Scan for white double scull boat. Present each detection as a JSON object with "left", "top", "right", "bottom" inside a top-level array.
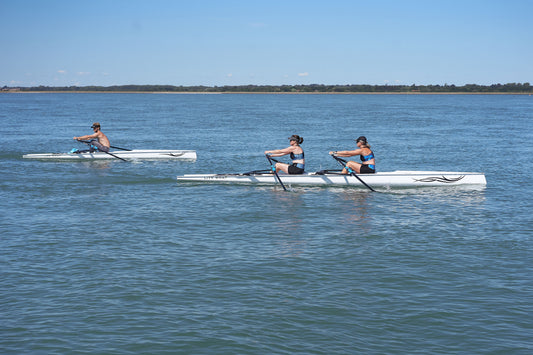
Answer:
[
  {"left": 23, "top": 149, "right": 197, "bottom": 161},
  {"left": 176, "top": 170, "right": 486, "bottom": 189}
]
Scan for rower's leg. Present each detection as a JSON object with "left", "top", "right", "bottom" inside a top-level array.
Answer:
[
  {"left": 276, "top": 162, "right": 290, "bottom": 174},
  {"left": 346, "top": 161, "right": 362, "bottom": 173}
]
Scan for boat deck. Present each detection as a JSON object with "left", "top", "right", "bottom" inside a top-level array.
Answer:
[
  {"left": 177, "top": 171, "right": 486, "bottom": 189},
  {"left": 23, "top": 150, "right": 197, "bottom": 161}
]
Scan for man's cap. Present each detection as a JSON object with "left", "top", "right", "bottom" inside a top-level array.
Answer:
[{"left": 91, "top": 122, "right": 100, "bottom": 128}]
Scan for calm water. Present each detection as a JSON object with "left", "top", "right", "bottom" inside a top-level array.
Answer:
[{"left": 1, "top": 93, "right": 532, "bottom": 354}]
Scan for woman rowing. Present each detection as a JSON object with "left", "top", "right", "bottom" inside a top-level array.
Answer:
[
  {"left": 265, "top": 135, "right": 305, "bottom": 174},
  {"left": 329, "top": 136, "right": 376, "bottom": 174}
]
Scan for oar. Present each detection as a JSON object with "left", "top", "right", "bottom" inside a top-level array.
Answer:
[
  {"left": 110, "top": 145, "right": 132, "bottom": 151},
  {"left": 78, "top": 140, "right": 127, "bottom": 162},
  {"left": 80, "top": 140, "right": 130, "bottom": 152},
  {"left": 332, "top": 155, "right": 375, "bottom": 192},
  {"left": 265, "top": 154, "right": 287, "bottom": 191},
  {"left": 103, "top": 151, "right": 127, "bottom": 161}
]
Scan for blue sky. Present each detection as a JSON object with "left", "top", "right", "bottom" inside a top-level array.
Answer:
[{"left": 1, "top": 0, "right": 532, "bottom": 87}]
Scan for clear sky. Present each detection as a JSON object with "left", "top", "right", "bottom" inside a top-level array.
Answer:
[{"left": 1, "top": 0, "right": 532, "bottom": 87}]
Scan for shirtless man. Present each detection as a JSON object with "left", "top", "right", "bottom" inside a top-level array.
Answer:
[{"left": 73, "top": 122, "right": 110, "bottom": 152}]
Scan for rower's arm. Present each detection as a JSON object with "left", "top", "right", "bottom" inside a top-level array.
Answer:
[
  {"left": 330, "top": 149, "right": 360, "bottom": 157},
  {"left": 265, "top": 146, "right": 293, "bottom": 157},
  {"left": 73, "top": 133, "right": 97, "bottom": 140}
]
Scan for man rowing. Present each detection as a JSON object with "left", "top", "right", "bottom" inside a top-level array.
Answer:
[
  {"left": 329, "top": 136, "right": 376, "bottom": 174},
  {"left": 73, "top": 122, "right": 110, "bottom": 153}
]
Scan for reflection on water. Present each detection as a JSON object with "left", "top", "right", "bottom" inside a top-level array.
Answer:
[
  {"left": 265, "top": 187, "right": 376, "bottom": 256},
  {"left": 81, "top": 161, "right": 112, "bottom": 170},
  {"left": 338, "top": 190, "right": 372, "bottom": 226},
  {"left": 384, "top": 187, "right": 487, "bottom": 207},
  {"left": 325, "top": 188, "right": 374, "bottom": 236},
  {"left": 268, "top": 189, "right": 307, "bottom": 258}
]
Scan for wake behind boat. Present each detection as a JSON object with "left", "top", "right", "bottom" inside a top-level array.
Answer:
[
  {"left": 176, "top": 170, "right": 486, "bottom": 189},
  {"left": 23, "top": 149, "right": 197, "bottom": 161}
]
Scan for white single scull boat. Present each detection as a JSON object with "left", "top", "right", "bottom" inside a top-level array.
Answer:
[
  {"left": 176, "top": 170, "right": 486, "bottom": 189},
  {"left": 23, "top": 149, "right": 197, "bottom": 161}
]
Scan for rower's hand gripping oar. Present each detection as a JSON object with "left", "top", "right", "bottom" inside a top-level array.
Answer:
[
  {"left": 265, "top": 154, "right": 287, "bottom": 191},
  {"left": 331, "top": 154, "right": 376, "bottom": 192},
  {"left": 78, "top": 139, "right": 127, "bottom": 162}
]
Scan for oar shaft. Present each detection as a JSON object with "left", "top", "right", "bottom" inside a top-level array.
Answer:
[
  {"left": 79, "top": 140, "right": 131, "bottom": 151},
  {"left": 110, "top": 145, "right": 132, "bottom": 151},
  {"left": 104, "top": 151, "right": 127, "bottom": 161},
  {"left": 332, "top": 155, "right": 375, "bottom": 192},
  {"left": 78, "top": 139, "right": 127, "bottom": 161},
  {"left": 266, "top": 155, "right": 287, "bottom": 191}
]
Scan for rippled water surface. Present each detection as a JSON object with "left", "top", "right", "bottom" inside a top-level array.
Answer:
[{"left": 1, "top": 93, "right": 532, "bottom": 354}]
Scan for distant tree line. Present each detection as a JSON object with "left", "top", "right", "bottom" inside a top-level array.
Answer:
[{"left": 3, "top": 82, "right": 532, "bottom": 93}]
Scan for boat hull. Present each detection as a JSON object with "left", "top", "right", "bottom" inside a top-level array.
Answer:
[
  {"left": 23, "top": 150, "right": 197, "bottom": 161},
  {"left": 177, "top": 171, "right": 486, "bottom": 189}
]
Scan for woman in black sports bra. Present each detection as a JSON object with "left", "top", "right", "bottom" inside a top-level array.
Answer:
[
  {"left": 329, "top": 136, "right": 376, "bottom": 174},
  {"left": 265, "top": 135, "right": 305, "bottom": 174}
]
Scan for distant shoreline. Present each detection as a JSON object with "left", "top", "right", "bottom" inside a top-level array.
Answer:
[
  {"left": 2, "top": 91, "right": 532, "bottom": 95},
  {"left": 2, "top": 83, "right": 531, "bottom": 94}
]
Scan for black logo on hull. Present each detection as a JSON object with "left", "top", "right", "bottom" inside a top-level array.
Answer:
[{"left": 413, "top": 176, "right": 465, "bottom": 183}]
